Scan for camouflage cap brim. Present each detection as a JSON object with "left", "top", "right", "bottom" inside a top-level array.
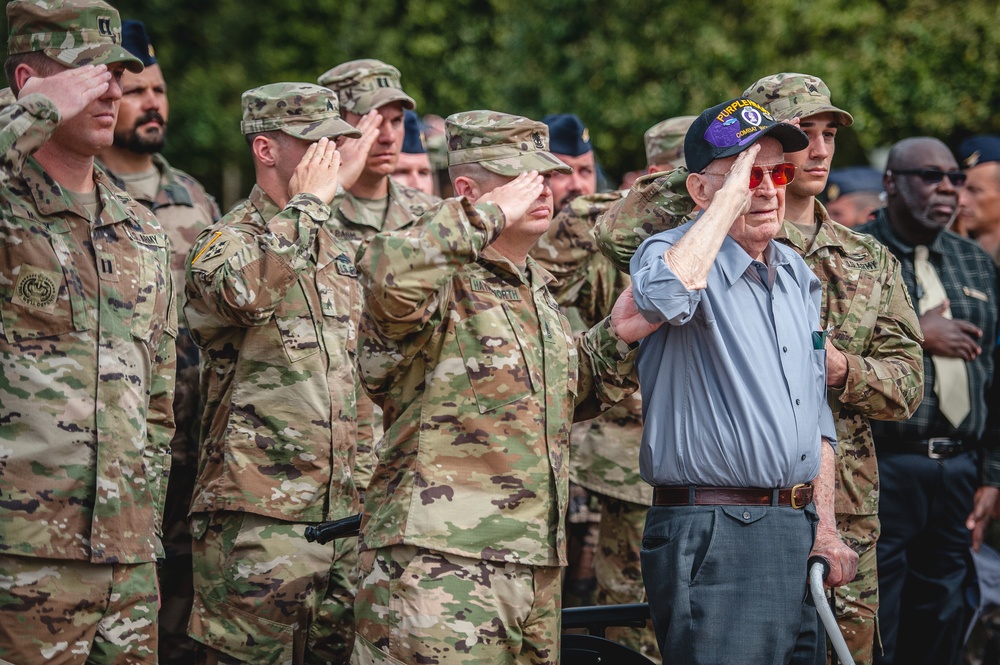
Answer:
[
  {"left": 478, "top": 150, "right": 572, "bottom": 176},
  {"left": 349, "top": 88, "right": 415, "bottom": 115},
  {"left": 278, "top": 116, "right": 362, "bottom": 141},
  {"left": 43, "top": 44, "right": 143, "bottom": 73},
  {"left": 787, "top": 100, "right": 854, "bottom": 127}
]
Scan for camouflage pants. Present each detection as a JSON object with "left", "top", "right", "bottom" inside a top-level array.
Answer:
[
  {"left": 189, "top": 511, "right": 357, "bottom": 665},
  {"left": 0, "top": 555, "right": 158, "bottom": 664},
  {"left": 353, "top": 545, "right": 561, "bottom": 664},
  {"left": 593, "top": 495, "right": 660, "bottom": 664},
  {"left": 830, "top": 513, "right": 879, "bottom": 665}
]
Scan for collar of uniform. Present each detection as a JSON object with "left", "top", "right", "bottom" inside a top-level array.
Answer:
[
  {"left": 339, "top": 178, "right": 406, "bottom": 227},
  {"left": 152, "top": 154, "right": 194, "bottom": 208},
  {"left": 478, "top": 244, "right": 555, "bottom": 289},
  {"left": 247, "top": 183, "right": 280, "bottom": 221},
  {"left": 778, "top": 200, "right": 841, "bottom": 257},
  {"left": 23, "top": 157, "right": 135, "bottom": 228}
]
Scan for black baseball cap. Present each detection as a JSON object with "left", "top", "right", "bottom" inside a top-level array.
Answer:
[{"left": 685, "top": 97, "right": 808, "bottom": 174}]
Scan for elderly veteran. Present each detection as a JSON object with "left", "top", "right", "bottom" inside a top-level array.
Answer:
[
  {"left": 630, "top": 98, "right": 858, "bottom": 664},
  {"left": 184, "top": 83, "right": 366, "bottom": 665},
  {"left": 353, "top": 110, "right": 659, "bottom": 665}
]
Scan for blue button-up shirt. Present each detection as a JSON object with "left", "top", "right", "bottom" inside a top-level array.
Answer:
[{"left": 630, "top": 219, "right": 837, "bottom": 488}]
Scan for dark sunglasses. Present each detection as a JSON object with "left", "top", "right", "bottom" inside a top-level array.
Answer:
[
  {"left": 702, "top": 162, "right": 797, "bottom": 189},
  {"left": 890, "top": 169, "right": 967, "bottom": 186}
]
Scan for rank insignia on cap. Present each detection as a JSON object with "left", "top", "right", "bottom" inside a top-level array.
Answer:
[
  {"left": 532, "top": 132, "right": 544, "bottom": 149},
  {"left": 581, "top": 127, "right": 590, "bottom": 143},
  {"left": 826, "top": 183, "right": 840, "bottom": 201},
  {"left": 966, "top": 151, "right": 981, "bottom": 168}
]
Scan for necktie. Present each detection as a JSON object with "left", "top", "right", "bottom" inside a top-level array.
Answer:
[{"left": 914, "top": 245, "right": 970, "bottom": 427}]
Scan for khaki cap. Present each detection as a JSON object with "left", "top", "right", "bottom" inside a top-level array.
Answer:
[
  {"left": 644, "top": 115, "right": 696, "bottom": 168},
  {"left": 446, "top": 110, "right": 572, "bottom": 177},
  {"left": 6, "top": 0, "right": 142, "bottom": 73},
  {"left": 240, "top": 82, "right": 362, "bottom": 140},
  {"left": 743, "top": 72, "right": 853, "bottom": 126},
  {"left": 317, "top": 58, "right": 415, "bottom": 115}
]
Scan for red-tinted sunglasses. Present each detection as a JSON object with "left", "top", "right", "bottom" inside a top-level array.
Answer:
[{"left": 702, "top": 162, "right": 797, "bottom": 189}]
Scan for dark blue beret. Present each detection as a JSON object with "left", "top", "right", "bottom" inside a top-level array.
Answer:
[
  {"left": 959, "top": 135, "right": 1000, "bottom": 169},
  {"left": 122, "top": 20, "right": 157, "bottom": 67},
  {"left": 401, "top": 110, "right": 426, "bottom": 154},
  {"left": 823, "top": 166, "right": 883, "bottom": 202},
  {"left": 541, "top": 113, "right": 592, "bottom": 157}
]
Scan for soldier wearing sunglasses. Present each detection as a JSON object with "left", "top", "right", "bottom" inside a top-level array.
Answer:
[{"left": 856, "top": 137, "right": 1000, "bottom": 665}]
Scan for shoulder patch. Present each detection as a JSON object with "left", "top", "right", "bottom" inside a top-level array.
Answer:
[{"left": 192, "top": 231, "right": 229, "bottom": 264}]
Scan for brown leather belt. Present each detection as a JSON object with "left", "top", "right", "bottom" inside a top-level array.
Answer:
[{"left": 653, "top": 483, "right": 814, "bottom": 509}]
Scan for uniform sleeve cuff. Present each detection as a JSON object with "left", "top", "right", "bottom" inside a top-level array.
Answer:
[
  {"left": 15, "top": 93, "right": 61, "bottom": 122},
  {"left": 286, "top": 192, "right": 332, "bottom": 222}
]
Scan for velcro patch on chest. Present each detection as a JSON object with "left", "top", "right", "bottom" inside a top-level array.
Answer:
[
  {"left": 12, "top": 264, "right": 61, "bottom": 312},
  {"left": 842, "top": 252, "right": 877, "bottom": 271},
  {"left": 470, "top": 278, "right": 520, "bottom": 301},
  {"left": 335, "top": 256, "right": 358, "bottom": 278}
]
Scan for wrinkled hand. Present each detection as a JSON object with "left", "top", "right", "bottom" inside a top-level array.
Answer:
[
  {"left": 18, "top": 64, "right": 112, "bottom": 122},
  {"left": 920, "top": 301, "right": 981, "bottom": 360},
  {"left": 610, "top": 284, "right": 663, "bottom": 344},
  {"left": 809, "top": 529, "right": 859, "bottom": 588},
  {"left": 824, "top": 337, "right": 848, "bottom": 388},
  {"left": 481, "top": 171, "right": 545, "bottom": 224},
  {"left": 288, "top": 138, "right": 342, "bottom": 205},
  {"left": 967, "top": 486, "right": 1000, "bottom": 551},
  {"left": 336, "top": 111, "right": 380, "bottom": 189},
  {"left": 717, "top": 143, "right": 757, "bottom": 220}
]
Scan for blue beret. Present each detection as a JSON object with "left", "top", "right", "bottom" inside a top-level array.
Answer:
[
  {"left": 959, "top": 135, "right": 1000, "bottom": 169},
  {"left": 401, "top": 109, "right": 426, "bottom": 155},
  {"left": 541, "top": 113, "right": 592, "bottom": 157},
  {"left": 823, "top": 166, "right": 883, "bottom": 202},
  {"left": 122, "top": 20, "right": 157, "bottom": 67}
]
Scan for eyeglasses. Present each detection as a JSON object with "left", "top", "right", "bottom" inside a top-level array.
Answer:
[
  {"left": 701, "top": 162, "right": 797, "bottom": 189},
  {"left": 889, "top": 169, "right": 967, "bottom": 187}
]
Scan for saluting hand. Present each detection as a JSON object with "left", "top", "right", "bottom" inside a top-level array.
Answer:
[
  {"left": 336, "top": 111, "right": 381, "bottom": 190},
  {"left": 481, "top": 171, "right": 546, "bottom": 226},
  {"left": 288, "top": 137, "right": 342, "bottom": 206},
  {"left": 19, "top": 64, "right": 112, "bottom": 123}
]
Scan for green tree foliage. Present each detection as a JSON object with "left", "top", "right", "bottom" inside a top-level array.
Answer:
[{"left": 4, "top": 0, "right": 998, "bottom": 204}]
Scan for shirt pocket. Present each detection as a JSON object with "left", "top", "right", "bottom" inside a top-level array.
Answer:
[
  {"left": 316, "top": 253, "right": 360, "bottom": 361},
  {"left": 273, "top": 278, "right": 321, "bottom": 363},
  {"left": 0, "top": 230, "right": 85, "bottom": 342},
  {"left": 455, "top": 304, "right": 534, "bottom": 413},
  {"left": 124, "top": 227, "right": 173, "bottom": 345}
]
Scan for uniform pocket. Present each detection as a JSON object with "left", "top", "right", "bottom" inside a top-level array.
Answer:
[
  {"left": 455, "top": 305, "right": 534, "bottom": 413},
  {"left": 273, "top": 279, "right": 321, "bottom": 363},
  {"left": 0, "top": 234, "right": 83, "bottom": 341}
]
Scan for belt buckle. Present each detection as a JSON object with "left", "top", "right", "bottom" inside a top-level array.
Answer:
[
  {"left": 927, "top": 437, "right": 952, "bottom": 459},
  {"left": 790, "top": 483, "right": 808, "bottom": 509}
]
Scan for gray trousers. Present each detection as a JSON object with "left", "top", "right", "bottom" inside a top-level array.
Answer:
[{"left": 641, "top": 503, "right": 821, "bottom": 665}]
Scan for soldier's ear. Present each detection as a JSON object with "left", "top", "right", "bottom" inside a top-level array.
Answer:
[
  {"left": 252, "top": 135, "right": 278, "bottom": 167},
  {"left": 13, "top": 63, "right": 37, "bottom": 94},
  {"left": 452, "top": 175, "right": 482, "bottom": 202}
]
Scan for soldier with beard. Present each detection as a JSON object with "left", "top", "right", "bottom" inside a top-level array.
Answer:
[{"left": 96, "top": 19, "right": 219, "bottom": 665}]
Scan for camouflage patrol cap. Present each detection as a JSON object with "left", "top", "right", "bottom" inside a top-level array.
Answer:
[
  {"left": 743, "top": 72, "right": 853, "bottom": 126},
  {"left": 7, "top": 0, "right": 143, "bottom": 73},
  {"left": 644, "top": 115, "right": 696, "bottom": 168},
  {"left": 317, "top": 58, "right": 415, "bottom": 115},
  {"left": 446, "top": 110, "right": 572, "bottom": 177},
  {"left": 240, "top": 82, "right": 362, "bottom": 140}
]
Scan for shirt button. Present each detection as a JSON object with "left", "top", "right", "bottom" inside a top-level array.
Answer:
[
  {"left": 795, "top": 399, "right": 801, "bottom": 406},
  {"left": 801, "top": 454, "right": 807, "bottom": 461},
  {"left": 743, "top": 510, "right": 751, "bottom": 520},
  {"left": 783, "top": 346, "right": 788, "bottom": 353}
]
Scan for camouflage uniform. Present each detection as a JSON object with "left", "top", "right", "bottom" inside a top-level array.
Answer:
[
  {"left": 0, "top": 4, "right": 174, "bottom": 663},
  {"left": 528, "top": 192, "right": 659, "bottom": 661},
  {"left": 184, "top": 83, "right": 362, "bottom": 665},
  {"left": 643, "top": 115, "right": 696, "bottom": 172},
  {"left": 319, "top": 59, "right": 440, "bottom": 499},
  {"left": 596, "top": 156, "right": 924, "bottom": 663},
  {"left": 353, "top": 111, "right": 640, "bottom": 665},
  {"left": 100, "top": 151, "right": 220, "bottom": 664}
]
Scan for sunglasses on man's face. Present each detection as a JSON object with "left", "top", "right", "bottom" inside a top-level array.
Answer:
[
  {"left": 890, "top": 169, "right": 967, "bottom": 187},
  {"left": 702, "top": 162, "right": 797, "bottom": 189}
]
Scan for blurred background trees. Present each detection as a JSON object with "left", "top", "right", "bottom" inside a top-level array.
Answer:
[{"left": 4, "top": 0, "right": 997, "bottom": 207}]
